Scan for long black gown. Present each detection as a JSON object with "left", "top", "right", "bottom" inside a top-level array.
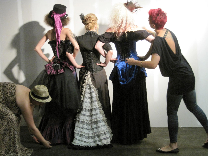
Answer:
[
  {"left": 71, "top": 31, "right": 112, "bottom": 149},
  {"left": 98, "top": 30, "right": 152, "bottom": 145},
  {"left": 30, "top": 40, "right": 81, "bottom": 145}
]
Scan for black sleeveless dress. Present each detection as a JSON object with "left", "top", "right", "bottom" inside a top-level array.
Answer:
[
  {"left": 98, "top": 30, "right": 152, "bottom": 145},
  {"left": 30, "top": 40, "right": 81, "bottom": 145}
]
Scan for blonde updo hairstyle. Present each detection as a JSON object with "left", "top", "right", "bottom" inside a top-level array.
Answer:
[{"left": 81, "top": 13, "right": 98, "bottom": 31}]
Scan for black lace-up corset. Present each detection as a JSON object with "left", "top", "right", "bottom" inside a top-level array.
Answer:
[
  {"left": 48, "top": 40, "right": 72, "bottom": 61},
  {"left": 76, "top": 31, "right": 112, "bottom": 73},
  {"left": 82, "top": 50, "right": 103, "bottom": 72}
]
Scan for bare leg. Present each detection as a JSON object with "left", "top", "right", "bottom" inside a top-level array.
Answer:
[{"left": 156, "top": 93, "right": 181, "bottom": 153}]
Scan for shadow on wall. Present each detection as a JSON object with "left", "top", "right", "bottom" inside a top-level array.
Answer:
[{"left": 4, "top": 21, "right": 47, "bottom": 87}]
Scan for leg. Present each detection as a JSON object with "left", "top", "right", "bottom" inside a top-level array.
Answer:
[
  {"left": 183, "top": 90, "right": 208, "bottom": 145},
  {"left": 157, "top": 93, "right": 182, "bottom": 153},
  {"left": 167, "top": 93, "right": 183, "bottom": 143},
  {"left": 0, "top": 103, "right": 33, "bottom": 155}
]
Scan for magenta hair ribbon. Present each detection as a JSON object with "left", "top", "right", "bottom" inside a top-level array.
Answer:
[{"left": 51, "top": 11, "right": 66, "bottom": 58}]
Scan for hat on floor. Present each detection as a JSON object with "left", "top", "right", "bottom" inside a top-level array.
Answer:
[{"left": 30, "top": 85, "right": 52, "bottom": 103}]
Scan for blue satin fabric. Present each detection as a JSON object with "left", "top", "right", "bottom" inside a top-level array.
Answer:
[{"left": 110, "top": 51, "right": 147, "bottom": 85}]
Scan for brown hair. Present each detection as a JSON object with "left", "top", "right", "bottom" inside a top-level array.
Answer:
[
  {"left": 82, "top": 13, "right": 98, "bottom": 31},
  {"left": 44, "top": 13, "right": 70, "bottom": 27}
]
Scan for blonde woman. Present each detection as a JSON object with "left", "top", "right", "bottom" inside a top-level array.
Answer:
[
  {"left": 0, "top": 83, "right": 52, "bottom": 156},
  {"left": 95, "top": 0, "right": 155, "bottom": 145},
  {"left": 68, "top": 13, "right": 113, "bottom": 150}
]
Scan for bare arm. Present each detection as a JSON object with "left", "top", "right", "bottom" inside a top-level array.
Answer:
[
  {"left": 66, "top": 29, "right": 79, "bottom": 58},
  {"left": 97, "top": 50, "right": 113, "bottom": 67},
  {"left": 34, "top": 34, "right": 52, "bottom": 63},
  {"left": 66, "top": 52, "right": 84, "bottom": 69},
  {"left": 126, "top": 53, "right": 160, "bottom": 69},
  {"left": 143, "top": 27, "right": 156, "bottom": 36},
  {"left": 95, "top": 40, "right": 106, "bottom": 57},
  {"left": 138, "top": 43, "right": 153, "bottom": 61},
  {"left": 19, "top": 104, "right": 51, "bottom": 148},
  {"left": 145, "top": 34, "right": 155, "bottom": 43}
]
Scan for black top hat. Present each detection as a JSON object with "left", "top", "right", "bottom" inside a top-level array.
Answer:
[{"left": 53, "top": 4, "right": 66, "bottom": 14}]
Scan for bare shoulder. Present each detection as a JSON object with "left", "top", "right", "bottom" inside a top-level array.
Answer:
[
  {"left": 63, "top": 27, "right": 71, "bottom": 33},
  {"left": 63, "top": 28, "right": 73, "bottom": 37},
  {"left": 16, "top": 85, "right": 30, "bottom": 94},
  {"left": 16, "top": 85, "right": 30, "bottom": 108}
]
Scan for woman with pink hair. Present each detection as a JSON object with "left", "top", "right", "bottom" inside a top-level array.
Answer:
[{"left": 126, "top": 8, "right": 208, "bottom": 153}]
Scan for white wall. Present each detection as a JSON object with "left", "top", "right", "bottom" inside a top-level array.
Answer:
[{"left": 0, "top": 0, "right": 208, "bottom": 127}]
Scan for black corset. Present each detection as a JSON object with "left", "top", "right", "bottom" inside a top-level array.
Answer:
[
  {"left": 82, "top": 51, "right": 103, "bottom": 72},
  {"left": 48, "top": 40, "right": 72, "bottom": 61}
]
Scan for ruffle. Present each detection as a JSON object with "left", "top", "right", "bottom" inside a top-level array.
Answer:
[
  {"left": 72, "top": 72, "right": 112, "bottom": 147},
  {"left": 110, "top": 52, "right": 147, "bottom": 84}
]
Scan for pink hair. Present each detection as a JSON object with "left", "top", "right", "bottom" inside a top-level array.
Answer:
[{"left": 148, "top": 8, "right": 167, "bottom": 30}]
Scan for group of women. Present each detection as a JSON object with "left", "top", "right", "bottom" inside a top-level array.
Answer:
[
  {"left": 1, "top": 0, "right": 208, "bottom": 155},
  {"left": 31, "top": 1, "right": 154, "bottom": 150}
]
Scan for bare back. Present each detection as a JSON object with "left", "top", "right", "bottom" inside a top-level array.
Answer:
[
  {"left": 158, "top": 29, "right": 176, "bottom": 54},
  {"left": 46, "top": 28, "right": 73, "bottom": 41}
]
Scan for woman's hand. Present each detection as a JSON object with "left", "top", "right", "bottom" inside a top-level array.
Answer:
[
  {"left": 42, "top": 140, "right": 52, "bottom": 148},
  {"left": 125, "top": 58, "right": 136, "bottom": 65},
  {"left": 97, "top": 62, "right": 107, "bottom": 67},
  {"left": 47, "top": 56, "right": 55, "bottom": 63},
  {"left": 75, "top": 65, "right": 85, "bottom": 69},
  {"left": 110, "top": 58, "right": 118, "bottom": 63}
]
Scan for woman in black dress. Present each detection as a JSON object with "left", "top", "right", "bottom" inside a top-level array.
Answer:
[
  {"left": 68, "top": 13, "right": 113, "bottom": 149},
  {"left": 30, "top": 4, "right": 81, "bottom": 145},
  {"left": 126, "top": 8, "right": 208, "bottom": 153},
  {"left": 95, "top": 1, "right": 155, "bottom": 145}
]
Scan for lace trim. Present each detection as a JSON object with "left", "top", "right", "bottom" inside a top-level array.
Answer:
[{"left": 72, "top": 72, "right": 112, "bottom": 147}]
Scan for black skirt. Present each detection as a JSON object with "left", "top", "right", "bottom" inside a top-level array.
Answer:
[
  {"left": 30, "top": 68, "right": 81, "bottom": 145},
  {"left": 111, "top": 67, "right": 151, "bottom": 145}
]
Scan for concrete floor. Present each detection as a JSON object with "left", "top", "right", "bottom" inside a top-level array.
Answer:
[{"left": 20, "top": 127, "right": 208, "bottom": 156}]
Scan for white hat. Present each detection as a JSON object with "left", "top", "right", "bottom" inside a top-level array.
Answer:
[{"left": 30, "top": 85, "right": 52, "bottom": 103}]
